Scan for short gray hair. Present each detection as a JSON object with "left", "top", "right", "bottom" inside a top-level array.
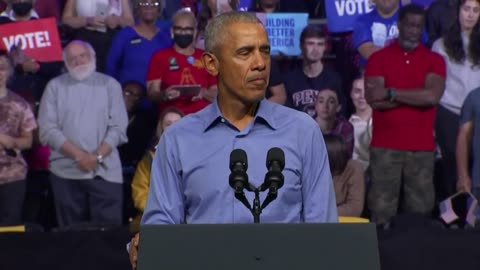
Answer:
[
  {"left": 172, "top": 8, "right": 197, "bottom": 28},
  {"left": 62, "top": 40, "right": 96, "bottom": 64},
  {"left": 204, "top": 11, "right": 262, "bottom": 54}
]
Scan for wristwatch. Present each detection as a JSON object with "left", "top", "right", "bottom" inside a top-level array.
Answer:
[
  {"left": 96, "top": 154, "right": 104, "bottom": 165},
  {"left": 385, "top": 88, "right": 396, "bottom": 102}
]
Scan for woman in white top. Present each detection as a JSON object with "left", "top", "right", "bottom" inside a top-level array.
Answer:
[
  {"left": 431, "top": 0, "right": 480, "bottom": 199},
  {"left": 62, "top": 0, "right": 134, "bottom": 72},
  {"left": 348, "top": 73, "right": 372, "bottom": 172}
]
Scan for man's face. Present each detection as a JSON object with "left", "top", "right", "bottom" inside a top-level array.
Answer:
[
  {"left": 65, "top": 43, "right": 92, "bottom": 68},
  {"left": 374, "top": 0, "right": 399, "bottom": 15},
  {"left": 459, "top": 0, "right": 480, "bottom": 32},
  {"left": 171, "top": 15, "right": 196, "bottom": 46},
  {"left": 302, "top": 37, "right": 326, "bottom": 63},
  {"left": 315, "top": 89, "right": 340, "bottom": 120},
  {"left": 65, "top": 42, "right": 96, "bottom": 80},
  {"left": 210, "top": 22, "right": 271, "bottom": 104},
  {"left": 398, "top": 13, "right": 424, "bottom": 51}
]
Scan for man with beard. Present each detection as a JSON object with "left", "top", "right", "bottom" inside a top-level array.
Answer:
[
  {"left": 365, "top": 4, "right": 445, "bottom": 226},
  {"left": 37, "top": 40, "right": 129, "bottom": 228}
]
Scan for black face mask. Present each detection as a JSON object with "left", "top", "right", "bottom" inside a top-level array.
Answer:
[
  {"left": 173, "top": 34, "right": 194, "bottom": 49},
  {"left": 12, "top": 2, "right": 33, "bottom": 17}
]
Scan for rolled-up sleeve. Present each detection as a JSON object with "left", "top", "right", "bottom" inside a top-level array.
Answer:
[
  {"left": 301, "top": 122, "right": 338, "bottom": 223},
  {"left": 37, "top": 81, "right": 67, "bottom": 151},
  {"left": 103, "top": 79, "right": 129, "bottom": 148}
]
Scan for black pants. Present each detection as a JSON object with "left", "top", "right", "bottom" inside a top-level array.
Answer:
[
  {"left": 0, "top": 180, "right": 25, "bottom": 226},
  {"left": 435, "top": 105, "right": 459, "bottom": 200},
  {"left": 49, "top": 174, "right": 122, "bottom": 228}
]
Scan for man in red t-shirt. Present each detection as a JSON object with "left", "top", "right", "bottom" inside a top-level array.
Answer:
[
  {"left": 146, "top": 9, "right": 217, "bottom": 115},
  {"left": 365, "top": 4, "right": 446, "bottom": 225}
]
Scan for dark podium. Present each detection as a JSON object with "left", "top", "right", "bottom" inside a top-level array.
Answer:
[{"left": 137, "top": 223, "right": 381, "bottom": 270}]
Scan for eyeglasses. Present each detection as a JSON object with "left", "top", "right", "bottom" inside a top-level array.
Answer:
[
  {"left": 138, "top": 1, "right": 160, "bottom": 7},
  {"left": 124, "top": 89, "right": 143, "bottom": 100}
]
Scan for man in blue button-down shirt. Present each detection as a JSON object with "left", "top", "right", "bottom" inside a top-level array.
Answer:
[{"left": 129, "top": 11, "right": 337, "bottom": 268}]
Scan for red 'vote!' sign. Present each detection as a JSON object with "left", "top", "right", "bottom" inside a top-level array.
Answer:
[{"left": 0, "top": 17, "right": 63, "bottom": 62}]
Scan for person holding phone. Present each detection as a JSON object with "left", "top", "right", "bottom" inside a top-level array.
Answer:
[{"left": 146, "top": 9, "right": 217, "bottom": 115}]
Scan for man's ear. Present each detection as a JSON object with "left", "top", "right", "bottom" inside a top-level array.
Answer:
[{"left": 201, "top": 52, "right": 219, "bottom": 77}]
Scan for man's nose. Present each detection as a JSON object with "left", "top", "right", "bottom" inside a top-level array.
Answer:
[{"left": 251, "top": 51, "right": 266, "bottom": 70}]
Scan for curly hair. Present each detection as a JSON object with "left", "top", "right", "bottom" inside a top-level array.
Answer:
[{"left": 443, "top": 0, "right": 480, "bottom": 67}]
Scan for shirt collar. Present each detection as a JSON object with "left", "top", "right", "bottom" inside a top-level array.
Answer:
[
  {"left": 391, "top": 39, "right": 424, "bottom": 54},
  {"left": 202, "top": 98, "right": 278, "bottom": 132},
  {"left": 0, "top": 9, "right": 39, "bottom": 21}
]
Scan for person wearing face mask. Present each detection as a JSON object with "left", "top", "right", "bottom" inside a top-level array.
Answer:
[
  {"left": 146, "top": 9, "right": 217, "bottom": 115},
  {"left": 0, "top": 0, "right": 62, "bottom": 22},
  {"left": 0, "top": 0, "right": 36, "bottom": 20}
]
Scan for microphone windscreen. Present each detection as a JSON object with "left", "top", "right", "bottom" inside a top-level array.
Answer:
[
  {"left": 266, "top": 147, "right": 285, "bottom": 170},
  {"left": 230, "top": 149, "right": 248, "bottom": 171}
]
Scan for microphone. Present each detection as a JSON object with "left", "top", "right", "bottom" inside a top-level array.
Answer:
[
  {"left": 229, "top": 149, "right": 250, "bottom": 192},
  {"left": 228, "top": 149, "right": 252, "bottom": 210},
  {"left": 260, "top": 147, "right": 285, "bottom": 192},
  {"left": 260, "top": 147, "right": 285, "bottom": 210}
]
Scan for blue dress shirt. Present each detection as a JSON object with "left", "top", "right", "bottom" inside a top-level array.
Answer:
[{"left": 142, "top": 99, "right": 338, "bottom": 224}]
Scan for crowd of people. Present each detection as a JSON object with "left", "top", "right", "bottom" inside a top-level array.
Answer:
[{"left": 0, "top": 0, "right": 479, "bottom": 236}]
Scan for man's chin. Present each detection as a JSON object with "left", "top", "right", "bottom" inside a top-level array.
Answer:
[
  {"left": 400, "top": 40, "right": 419, "bottom": 51},
  {"left": 241, "top": 92, "right": 265, "bottom": 104},
  {"left": 69, "top": 65, "right": 95, "bottom": 81}
]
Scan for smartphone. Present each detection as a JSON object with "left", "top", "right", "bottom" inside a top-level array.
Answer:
[
  {"left": 172, "top": 84, "right": 202, "bottom": 97},
  {"left": 96, "top": 2, "right": 109, "bottom": 16}
]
